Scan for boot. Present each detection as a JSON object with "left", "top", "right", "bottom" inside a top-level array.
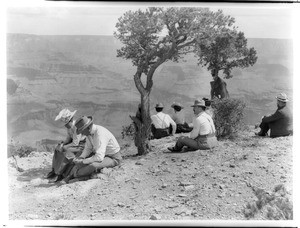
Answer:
[
  {"left": 46, "top": 169, "right": 56, "bottom": 179},
  {"left": 48, "top": 175, "right": 63, "bottom": 183}
]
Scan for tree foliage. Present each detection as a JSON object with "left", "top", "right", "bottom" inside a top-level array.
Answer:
[
  {"left": 114, "top": 7, "right": 245, "bottom": 154},
  {"left": 196, "top": 31, "right": 258, "bottom": 79}
]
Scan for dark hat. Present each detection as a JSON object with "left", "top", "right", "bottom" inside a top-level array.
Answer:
[
  {"left": 155, "top": 103, "right": 164, "bottom": 108},
  {"left": 191, "top": 99, "right": 206, "bottom": 107},
  {"left": 171, "top": 102, "right": 184, "bottom": 109},
  {"left": 75, "top": 116, "right": 93, "bottom": 134}
]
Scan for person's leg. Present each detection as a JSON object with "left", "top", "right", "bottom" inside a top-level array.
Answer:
[
  {"left": 168, "top": 136, "right": 199, "bottom": 152},
  {"left": 257, "top": 122, "right": 269, "bottom": 136},
  {"left": 75, "top": 157, "right": 118, "bottom": 178}
]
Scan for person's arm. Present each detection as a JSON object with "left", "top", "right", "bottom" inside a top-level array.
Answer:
[
  {"left": 262, "top": 110, "right": 282, "bottom": 123},
  {"left": 82, "top": 133, "right": 107, "bottom": 164},
  {"left": 190, "top": 118, "right": 200, "bottom": 139},
  {"left": 168, "top": 115, "right": 177, "bottom": 135},
  {"left": 61, "top": 129, "right": 73, "bottom": 146}
]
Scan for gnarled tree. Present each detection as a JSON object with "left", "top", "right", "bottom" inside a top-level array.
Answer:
[{"left": 114, "top": 7, "right": 238, "bottom": 155}]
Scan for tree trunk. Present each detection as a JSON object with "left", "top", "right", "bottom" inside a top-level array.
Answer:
[{"left": 135, "top": 93, "right": 151, "bottom": 155}]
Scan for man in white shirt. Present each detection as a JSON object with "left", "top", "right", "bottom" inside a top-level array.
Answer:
[
  {"left": 61, "top": 116, "right": 122, "bottom": 183},
  {"left": 151, "top": 103, "right": 176, "bottom": 139},
  {"left": 168, "top": 99, "right": 217, "bottom": 152}
]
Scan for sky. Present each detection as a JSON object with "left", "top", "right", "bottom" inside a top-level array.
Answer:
[{"left": 5, "top": 2, "right": 297, "bottom": 39}]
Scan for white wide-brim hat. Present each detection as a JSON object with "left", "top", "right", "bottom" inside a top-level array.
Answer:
[{"left": 55, "top": 108, "right": 77, "bottom": 125}]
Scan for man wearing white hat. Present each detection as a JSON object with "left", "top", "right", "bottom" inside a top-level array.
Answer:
[
  {"left": 46, "top": 108, "right": 86, "bottom": 183},
  {"left": 255, "top": 93, "right": 293, "bottom": 138},
  {"left": 60, "top": 116, "right": 122, "bottom": 183},
  {"left": 168, "top": 99, "right": 217, "bottom": 152}
]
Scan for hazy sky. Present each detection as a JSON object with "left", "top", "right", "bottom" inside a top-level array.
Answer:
[{"left": 5, "top": 2, "right": 296, "bottom": 39}]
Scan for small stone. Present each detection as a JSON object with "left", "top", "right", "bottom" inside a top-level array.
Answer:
[
  {"left": 118, "top": 202, "right": 125, "bottom": 207},
  {"left": 178, "top": 194, "right": 187, "bottom": 197},
  {"left": 229, "top": 164, "right": 235, "bottom": 168},
  {"left": 135, "top": 161, "right": 144, "bottom": 165},
  {"left": 150, "top": 214, "right": 160, "bottom": 220},
  {"left": 162, "top": 183, "right": 168, "bottom": 188},
  {"left": 179, "top": 181, "right": 193, "bottom": 186},
  {"left": 184, "top": 185, "right": 195, "bottom": 191}
]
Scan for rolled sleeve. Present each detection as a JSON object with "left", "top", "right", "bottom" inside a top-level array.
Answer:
[{"left": 82, "top": 133, "right": 107, "bottom": 164}]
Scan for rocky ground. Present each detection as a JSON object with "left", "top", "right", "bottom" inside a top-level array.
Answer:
[{"left": 6, "top": 126, "right": 293, "bottom": 224}]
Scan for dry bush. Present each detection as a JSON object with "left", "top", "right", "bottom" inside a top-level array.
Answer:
[{"left": 211, "top": 98, "right": 246, "bottom": 139}]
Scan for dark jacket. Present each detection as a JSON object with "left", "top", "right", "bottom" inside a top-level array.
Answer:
[
  {"left": 210, "top": 77, "right": 229, "bottom": 99},
  {"left": 262, "top": 105, "right": 293, "bottom": 137}
]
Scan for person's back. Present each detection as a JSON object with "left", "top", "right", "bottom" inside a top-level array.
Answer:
[
  {"left": 266, "top": 105, "right": 293, "bottom": 137},
  {"left": 151, "top": 103, "right": 176, "bottom": 139},
  {"left": 256, "top": 93, "right": 293, "bottom": 138}
]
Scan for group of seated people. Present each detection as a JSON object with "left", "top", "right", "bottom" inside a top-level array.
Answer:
[
  {"left": 46, "top": 109, "right": 122, "bottom": 184},
  {"left": 150, "top": 98, "right": 213, "bottom": 140},
  {"left": 46, "top": 92, "right": 292, "bottom": 184},
  {"left": 151, "top": 92, "right": 293, "bottom": 153}
]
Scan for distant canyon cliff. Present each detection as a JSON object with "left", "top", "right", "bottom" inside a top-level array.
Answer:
[{"left": 7, "top": 34, "right": 293, "bottom": 148}]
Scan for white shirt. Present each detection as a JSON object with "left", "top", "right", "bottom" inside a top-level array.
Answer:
[
  {"left": 190, "top": 111, "right": 216, "bottom": 139},
  {"left": 79, "top": 124, "right": 120, "bottom": 164},
  {"left": 151, "top": 112, "right": 177, "bottom": 134},
  {"left": 67, "top": 120, "right": 86, "bottom": 145}
]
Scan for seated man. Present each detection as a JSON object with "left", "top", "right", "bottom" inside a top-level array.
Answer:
[
  {"left": 171, "top": 102, "right": 192, "bottom": 133},
  {"left": 168, "top": 99, "right": 217, "bottom": 152},
  {"left": 151, "top": 103, "right": 176, "bottom": 139},
  {"left": 61, "top": 116, "right": 122, "bottom": 184},
  {"left": 255, "top": 93, "right": 293, "bottom": 138},
  {"left": 46, "top": 108, "right": 86, "bottom": 183}
]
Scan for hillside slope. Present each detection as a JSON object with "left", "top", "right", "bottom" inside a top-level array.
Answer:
[{"left": 8, "top": 127, "right": 293, "bottom": 221}]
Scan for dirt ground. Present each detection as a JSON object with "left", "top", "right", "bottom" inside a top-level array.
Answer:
[{"left": 6, "top": 127, "right": 293, "bottom": 224}]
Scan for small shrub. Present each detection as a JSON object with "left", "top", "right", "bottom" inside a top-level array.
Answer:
[
  {"left": 211, "top": 98, "right": 246, "bottom": 139},
  {"left": 243, "top": 184, "right": 293, "bottom": 220},
  {"left": 8, "top": 140, "right": 36, "bottom": 158},
  {"left": 121, "top": 123, "right": 136, "bottom": 140}
]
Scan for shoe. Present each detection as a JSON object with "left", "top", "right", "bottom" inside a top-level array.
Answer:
[
  {"left": 61, "top": 173, "right": 74, "bottom": 184},
  {"left": 46, "top": 170, "right": 56, "bottom": 179},
  {"left": 255, "top": 131, "right": 267, "bottom": 137},
  {"left": 167, "top": 147, "right": 181, "bottom": 152},
  {"left": 48, "top": 175, "right": 63, "bottom": 183}
]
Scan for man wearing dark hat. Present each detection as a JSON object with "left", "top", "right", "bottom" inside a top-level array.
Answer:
[
  {"left": 168, "top": 99, "right": 217, "bottom": 152},
  {"left": 170, "top": 102, "right": 192, "bottom": 133},
  {"left": 151, "top": 103, "right": 177, "bottom": 139},
  {"left": 255, "top": 93, "right": 293, "bottom": 138},
  {"left": 61, "top": 116, "right": 122, "bottom": 183}
]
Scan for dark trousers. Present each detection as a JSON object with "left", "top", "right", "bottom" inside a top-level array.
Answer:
[
  {"left": 52, "top": 143, "right": 84, "bottom": 177},
  {"left": 259, "top": 122, "right": 270, "bottom": 136},
  {"left": 151, "top": 124, "right": 172, "bottom": 139},
  {"left": 74, "top": 152, "right": 123, "bottom": 178}
]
